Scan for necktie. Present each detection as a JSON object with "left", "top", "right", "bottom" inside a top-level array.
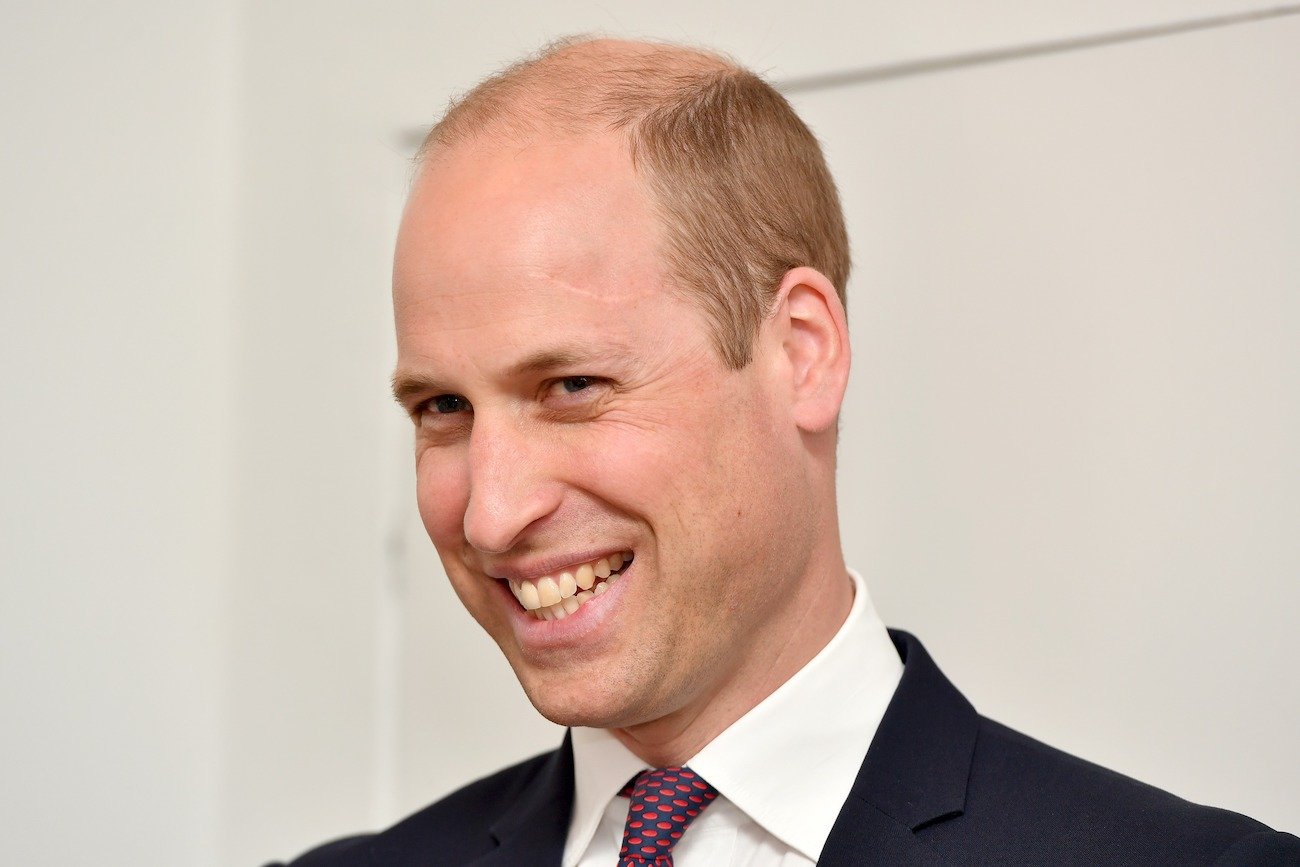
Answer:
[{"left": 617, "top": 766, "right": 719, "bottom": 866}]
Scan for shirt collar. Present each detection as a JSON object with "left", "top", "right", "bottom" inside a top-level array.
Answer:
[
  {"left": 563, "top": 568, "right": 903, "bottom": 864},
  {"left": 564, "top": 725, "right": 648, "bottom": 867}
]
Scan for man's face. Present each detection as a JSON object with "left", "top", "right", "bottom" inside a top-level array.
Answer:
[{"left": 392, "top": 132, "right": 814, "bottom": 729}]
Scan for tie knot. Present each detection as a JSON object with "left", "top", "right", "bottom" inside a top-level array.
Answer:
[{"left": 618, "top": 766, "right": 718, "bottom": 865}]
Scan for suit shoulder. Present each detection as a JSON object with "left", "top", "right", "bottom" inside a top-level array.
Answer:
[
  {"left": 1211, "top": 829, "right": 1300, "bottom": 865},
  {"left": 929, "top": 716, "right": 1290, "bottom": 864},
  {"left": 400, "top": 748, "right": 557, "bottom": 827},
  {"left": 974, "top": 717, "right": 1265, "bottom": 829},
  {"left": 275, "top": 750, "right": 558, "bottom": 867}
]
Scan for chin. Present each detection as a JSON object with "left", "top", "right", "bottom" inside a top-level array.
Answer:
[
  {"left": 518, "top": 675, "right": 645, "bottom": 729},
  {"left": 524, "top": 688, "right": 622, "bottom": 729}
]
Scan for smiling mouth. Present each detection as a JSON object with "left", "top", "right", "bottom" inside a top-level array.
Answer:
[{"left": 507, "top": 551, "right": 633, "bottom": 621}]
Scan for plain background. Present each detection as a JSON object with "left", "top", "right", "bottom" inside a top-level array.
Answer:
[{"left": 1, "top": 2, "right": 1296, "bottom": 865}]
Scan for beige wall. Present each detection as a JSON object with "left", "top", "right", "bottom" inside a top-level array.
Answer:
[
  {"left": 2, "top": 3, "right": 1296, "bottom": 865},
  {"left": 0, "top": 2, "right": 237, "bottom": 864}
]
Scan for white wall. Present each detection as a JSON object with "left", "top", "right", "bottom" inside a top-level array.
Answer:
[
  {"left": 2, "top": 3, "right": 1296, "bottom": 866},
  {"left": 806, "top": 14, "right": 1300, "bottom": 828},
  {"left": 231, "top": 5, "right": 1300, "bottom": 864},
  {"left": 0, "top": 2, "right": 237, "bottom": 865}
]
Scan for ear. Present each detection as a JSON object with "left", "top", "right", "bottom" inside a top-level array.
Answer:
[{"left": 770, "top": 266, "right": 850, "bottom": 433}]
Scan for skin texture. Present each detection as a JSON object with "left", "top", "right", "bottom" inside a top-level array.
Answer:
[{"left": 392, "top": 130, "right": 854, "bottom": 765}]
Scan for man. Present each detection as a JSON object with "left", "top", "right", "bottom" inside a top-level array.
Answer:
[{"left": 279, "top": 37, "right": 1298, "bottom": 866}]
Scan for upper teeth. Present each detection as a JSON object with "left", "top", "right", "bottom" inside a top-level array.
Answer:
[{"left": 507, "top": 552, "right": 632, "bottom": 620}]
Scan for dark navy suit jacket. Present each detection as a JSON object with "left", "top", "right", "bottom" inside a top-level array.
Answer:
[{"left": 276, "top": 631, "right": 1300, "bottom": 865}]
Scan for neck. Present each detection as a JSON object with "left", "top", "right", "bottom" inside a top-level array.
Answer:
[{"left": 609, "top": 552, "right": 855, "bottom": 766}]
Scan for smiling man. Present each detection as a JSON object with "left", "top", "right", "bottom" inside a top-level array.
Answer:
[
  {"left": 278, "top": 37, "right": 1298, "bottom": 867},
  {"left": 390, "top": 80, "right": 857, "bottom": 773}
]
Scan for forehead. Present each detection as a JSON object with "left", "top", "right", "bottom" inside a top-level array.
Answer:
[{"left": 393, "top": 133, "right": 670, "bottom": 341}]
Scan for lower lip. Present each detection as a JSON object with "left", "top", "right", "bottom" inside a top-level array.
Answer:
[{"left": 503, "top": 561, "right": 632, "bottom": 650}]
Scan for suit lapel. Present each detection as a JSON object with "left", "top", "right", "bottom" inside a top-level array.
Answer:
[
  {"left": 819, "top": 796, "right": 945, "bottom": 867},
  {"left": 470, "top": 731, "right": 575, "bottom": 867},
  {"left": 819, "top": 631, "right": 980, "bottom": 865}
]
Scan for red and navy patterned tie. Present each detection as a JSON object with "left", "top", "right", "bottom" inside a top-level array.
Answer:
[{"left": 617, "top": 766, "right": 719, "bottom": 866}]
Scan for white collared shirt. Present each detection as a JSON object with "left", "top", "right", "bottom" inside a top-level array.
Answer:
[{"left": 563, "top": 568, "right": 903, "bottom": 866}]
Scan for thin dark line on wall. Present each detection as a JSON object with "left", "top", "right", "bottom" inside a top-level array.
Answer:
[
  {"left": 776, "top": 5, "right": 1300, "bottom": 95},
  {"left": 397, "top": 6, "right": 1300, "bottom": 149}
]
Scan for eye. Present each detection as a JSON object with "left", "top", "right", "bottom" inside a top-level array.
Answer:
[
  {"left": 542, "top": 376, "right": 609, "bottom": 413},
  {"left": 416, "top": 393, "right": 472, "bottom": 439},
  {"left": 430, "top": 394, "right": 470, "bottom": 414},
  {"left": 560, "top": 376, "right": 592, "bottom": 393}
]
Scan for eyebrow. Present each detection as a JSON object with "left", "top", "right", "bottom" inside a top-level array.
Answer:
[
  {"left": 390, "top": 344, "right": 619, "bottom": 406},
  {"left": 505, "top": 346, "right": 603, "bottom": 378},
  {"left": 390, "top": 371, "right": 448, "bottom": 407}
]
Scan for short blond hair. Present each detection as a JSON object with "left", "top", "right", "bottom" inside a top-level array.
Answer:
[{"left": 419, "top": 37, "right": 850, "bottom": 368}]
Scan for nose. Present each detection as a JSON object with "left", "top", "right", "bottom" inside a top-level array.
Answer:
[{"left": 462, "top": 414, "right": 563, "bottom": 554}]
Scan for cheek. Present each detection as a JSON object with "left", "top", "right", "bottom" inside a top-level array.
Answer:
[
  {"left": 581, "top": 412, "right": 758, "bottom": 561},
  {"left": 578, "top": 426, "right": 700, "bottom": 534},
  {"left": 414, "top": 446, "right": 471, "bottom": 548}
]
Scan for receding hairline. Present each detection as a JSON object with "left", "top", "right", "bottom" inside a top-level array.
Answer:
[
  {"left": 408, "top": 34, "right": 851, "bottom": 370},
  {"left": 416, "top": 36, "right": 746, "bottom": 162}
]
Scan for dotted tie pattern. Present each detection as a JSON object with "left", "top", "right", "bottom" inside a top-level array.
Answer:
[{"left": 617, "top": 766, "right": 719, "bottom": 866}]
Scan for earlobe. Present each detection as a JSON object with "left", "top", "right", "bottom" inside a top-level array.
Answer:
[{"left": 777, "top": 267, "right": 850, "bottom": 434}]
